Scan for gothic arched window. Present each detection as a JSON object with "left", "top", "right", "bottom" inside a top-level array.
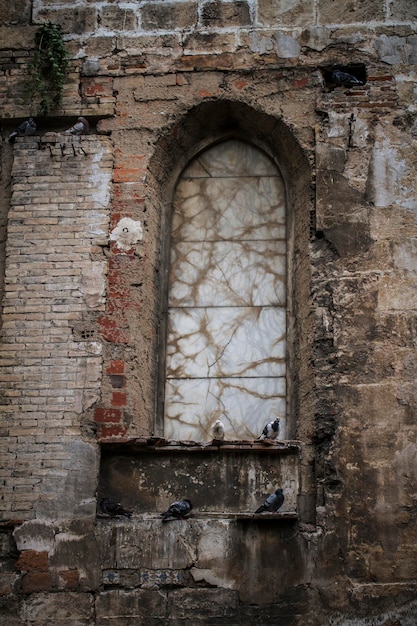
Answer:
[{"left": 163, "top": 140, "right": 287, "bottom": 442}]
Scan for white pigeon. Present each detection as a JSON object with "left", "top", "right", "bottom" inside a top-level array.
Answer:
[
  {"left": 211, "top": 419, "right": 225, "bottom": 440},
  {"left": 64, "top": 116, "right": 89, "bottom": 135},
  {"left": 257, "top": 417, "right": 280, "bottom": 440},
  {"left": 8, "top": 118, "right": 36, "bottom": 143}
]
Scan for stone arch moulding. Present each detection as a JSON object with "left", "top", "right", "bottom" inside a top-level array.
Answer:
[
  {"left": 150, "top": 101, "right": 314, "bottom": 442},
  {"left": 99, "top": 101, "right": 316, "bottom": 524}
]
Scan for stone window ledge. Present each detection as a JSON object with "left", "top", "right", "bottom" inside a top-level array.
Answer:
[
  {"left": 97, "top": 511, "right": 298, "bottom": 521},
  {"left": 99, "top": 438, "right": 301, "bottom": 454}
]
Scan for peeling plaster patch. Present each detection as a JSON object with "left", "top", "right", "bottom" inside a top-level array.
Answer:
[
  {"left": 110, "top": 217, "right": 143, "bottom": 251},
  {"left": 91, "top": 146, "right": 112, "bottom": 208},
  {"left": 191, "top": 567, "right": 237, "bottom": 590},
  {"left": 367, "top": 137, "right": 406, "bottom": 207},
  {"left": 374, "top": 34, "right": 416, "bottom": 65},
  {"left": 14, "top": 520, "right": 56, "bottom": 552},
  {"left": 80, "top": 262, "right": 106, "bottom": 307},
  {"left": 275, "top": 31, "right": 301, "bottom": 58},
  {"left": 249, "top": 32, "right": 274, "bottom": 55},
  {"left": 327, "top": 113, "right": 350, "bottom": 139}
]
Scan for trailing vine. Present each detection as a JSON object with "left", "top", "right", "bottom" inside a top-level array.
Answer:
[{"left": 28, "top": 22, "right": 69, "bottom": 115}]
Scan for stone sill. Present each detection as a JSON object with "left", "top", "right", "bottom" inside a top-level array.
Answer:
[
  {"left": 99, "top": 437, "right": 301, "bottom": 455},
  {"left": 97, "top": 511, "right": 298, "bottom": 522}
]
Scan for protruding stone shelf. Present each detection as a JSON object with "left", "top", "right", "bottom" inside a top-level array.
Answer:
[
  {"left": 96, "top": 511, "right": 298, "bottom": 521},
  {"left": 99, "top": 438, "right": 301, "bottom": 517},
  {"left": 99, "top": 437, "right": 301, "bottom": 453}
]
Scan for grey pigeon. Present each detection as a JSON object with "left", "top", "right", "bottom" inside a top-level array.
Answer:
[
  {"left": 211, "top": 419, "right": 225, "bottom": 440},
  {"left": 161, "top": 499, "right": 193, "bottom": 521},
  {"left": 332, "top": 70, "right": 363, "bottom": 87},
  {"left": 99, "top": 497, "right": 132, "bottom": 518},
  {"left": 255, "top": 488, "right": 284, "bottom": 514},
  {"left": 64, "top": 116, "right": 89, "bottom": 135},
  {"left": 258, "top": 417, "right": 280, "bottom": 440},
  {"left": 8, "top": 118, "right": 36, "bottom": 143}
]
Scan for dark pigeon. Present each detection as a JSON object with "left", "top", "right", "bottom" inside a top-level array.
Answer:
[
  {"left": 332, "top": 70, "right": 363, "bottom": 87},
  {"left": 258, "top": 417, "right": 280, "bottom": 440},
  {"left": 99, "top": 497, "right": 132, "bottom": 518},
  {"left": 64, "top": 116, "right": 89, "bottom": 135},
  {"left": 161, "top": 499, "right": 193, "bottom": 521},
  {"left": 8, "top": 118, "right": 36, "bottom": 143},
  {"left": 255, "top": 488, "right": 284, "bottom": 514}
]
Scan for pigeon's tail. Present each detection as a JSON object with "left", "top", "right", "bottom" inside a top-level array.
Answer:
[
  {"left": 255, "top": 505, "right": 266, "bottom": 514},
  {"left": 161, "top": 512, "right": 171, "bottom": 522},
  {"left": 8, "top": 132, "right": 17, "bottom": 144},
  {"left": 121, "top": 510, "right": 133, "bottom": 518}
]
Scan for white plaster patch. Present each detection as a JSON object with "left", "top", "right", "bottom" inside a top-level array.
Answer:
[
  {"left": 110, "top": 217, "right": 143, "bottom": 251},
  {"left": 367, "top": 136, "right": 406, "bottom": 207},
  {"left": 91, "top": 146, "right": 112, "bottom": 208},
  {"left": 80, "top": 261, "right": 106, "bottom": 307}
]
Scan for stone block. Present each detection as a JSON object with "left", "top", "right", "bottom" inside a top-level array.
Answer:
[
  {"left": 99, "top": 6, "right": 137, "bottom": 31},
  {"left": 34, "top": 7, "right": 98, "bottom": 35},
  {"left": 21, "top": 571, "right": 53, "bottom": 594},
  {"left": 141, "top": 3, "right": 197, "bottom": 31},
  {"left": 23, "top": 592, "right": 94, "bottom": 624},
  {"left": 167, "top": 588, "right": 239, "bottom": 619},
  {"left": 388, "top": 1, "right": 417, "bottom": 20},
  {"left": 258, "top": 0, "right": 313, "bottom": 27},
  {"left": 0, "top": 1, "right": 31, "bottom": 26},
  {"left": 318, "top": 0, "right": 384, "bottom": 24},
  {"left": 95, "top": 589, "right": 167, "bottom": 620},
  {"left": 316, "top": 170, "right": 370, "bottom": 256},
  {"left": 201, "top": 1, "right": 251, "bottom": 27}
]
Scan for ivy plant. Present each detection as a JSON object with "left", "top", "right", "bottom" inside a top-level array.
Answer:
[{"left": 29, "top": 22, "right": 69, "bottom": 115}]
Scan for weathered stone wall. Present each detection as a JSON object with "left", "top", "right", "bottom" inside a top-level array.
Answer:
[{"left": 1, "top": 0, "right": 417, "bottom": 624}]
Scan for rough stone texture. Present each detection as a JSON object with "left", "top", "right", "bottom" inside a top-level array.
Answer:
[{"left": 0, "top": 0, "right": 417, "bottom": 624}]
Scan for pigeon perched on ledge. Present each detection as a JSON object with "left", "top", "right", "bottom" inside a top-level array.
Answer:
[
  {"left": 161, "top": 499, "right": 193, "bottom": 521},
  {"left": 211, "top": 419, "right": 225, "bottom": 440},
  {"left": 332, "top": 70, "right": 363, "bottom": 88},
  {"left": 64, "top": 116, "right": 89, "bottom": 135},
  {"left": 99, "top": 497, "right": 132, "bottom": 518},
  {"left": 258, "top": 417, "right": 280, "bottom": 440},
  {"left": 8, "top": 118, "right": 36, "bottom": 143},
  {"left": 255, "top": 488, "right": 284, "bottom": 514}
]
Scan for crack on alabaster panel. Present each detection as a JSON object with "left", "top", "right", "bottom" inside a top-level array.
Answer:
[
  {"left": 164, "top": 377, "right": 286, "bottom": 443},
  {"left": 166, "top": 306, "right": 286, "bottom": 379},
  {"left": 171, "top": 176, "right": 285, "bottom": 242},
  {"left": 168, "top": 240, "right": 286, "bottom": 307},
  {"left": 182, "top": 140, "right": 279, "bottom": 178}
]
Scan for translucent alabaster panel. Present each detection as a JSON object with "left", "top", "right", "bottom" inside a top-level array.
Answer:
[
  {"left": 184, "top": 139, "right": 279, "bottom": 178},
  {"left": 166, "top": 307, "right": 286, "bottom": 379},
  {"left": 172, "top": 176, "right": 286, "bottom": 242},
  {"left": 164, "top": 377, "right": 286, "bottom": 442},
  {"left": 169, "top": 241, "right": 286, "bottom": 307},
  {"left": 164, "top": 140, "right": 287, "bottom": 442}
]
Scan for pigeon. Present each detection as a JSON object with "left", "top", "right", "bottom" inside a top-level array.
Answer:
[
  {"left": 211, "top": 419, "right": 225, "bottom": 440},
  {"left": 161, "top": 499, "right": 193, "bottom": 521},
  {"left": 99, "top": 497, "right": 132, "bottom": 518},
  {"left": 258, "top": 417, "right": 280, "bottom": 440},
  {"left": 332, "top": 70, "right": 363, "bottom": 88},
  {"left": 8, "top": 118, "right": 36, "bottom": 143},
  {"left": 64, "top": 116, "right": 89, "bottom": 135},
  {"left": 255, "top": 488, "right": 284, "bottom": 514}
]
